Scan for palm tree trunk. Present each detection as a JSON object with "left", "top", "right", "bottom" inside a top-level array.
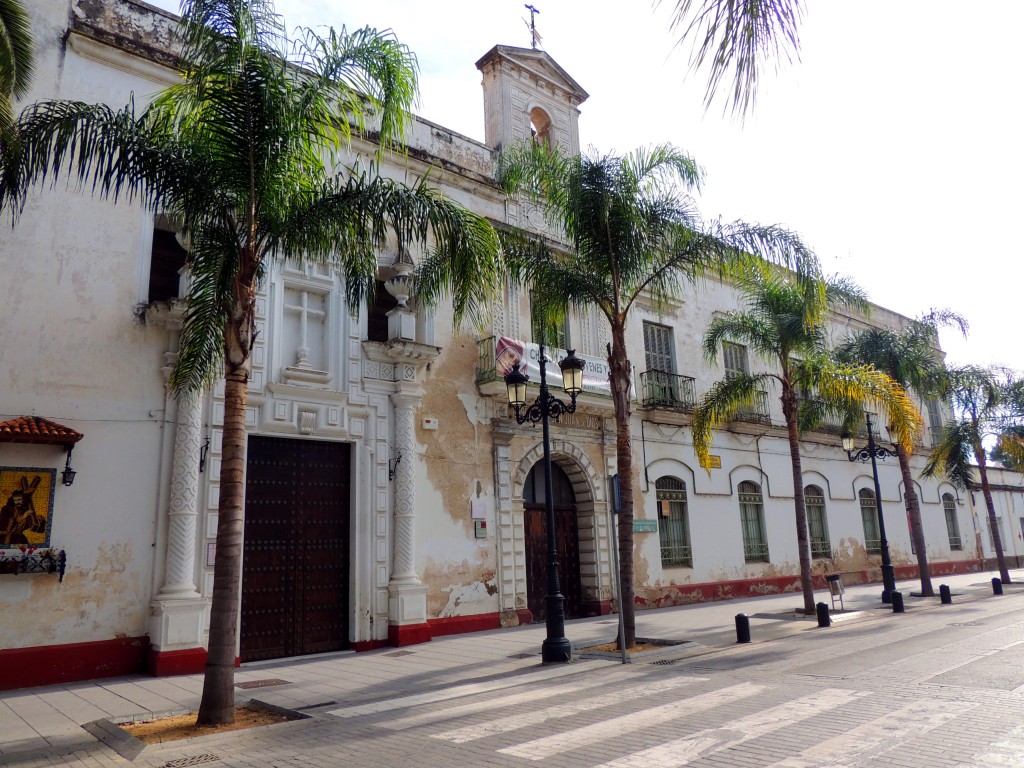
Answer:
[
  {"left": 975, "top": 448, "right": 1011, "bottom": 584},
  {"left": 197, "top": 287, "right": 256, "bottom": 726},
  {"left": 782, "top": 386, "right": 815, "bottom": 614},
  {"left": 897, "top": 444, "right": 933, "bottom": 595},
  {"left": 608, "top": 322, "right": 636, "bottom": 648}
]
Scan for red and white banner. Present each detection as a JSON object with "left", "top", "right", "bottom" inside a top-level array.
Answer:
[{"left": 495, "top": 336, "right": 614, "bottom": 397}]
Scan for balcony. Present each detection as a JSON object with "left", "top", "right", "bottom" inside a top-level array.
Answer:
[
  {"left": 640, "top": 369, "right": 696, "bottom": 411},
  {"left": 733, "top": 390, "right": 771, "bottom": 425}
]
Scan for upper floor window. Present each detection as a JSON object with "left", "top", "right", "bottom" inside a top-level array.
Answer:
[
  {"left": 805, "top": 485, "right": 831, "bottom": 560},
  {"left": 738, "top": 480, "right": 769, "bottom": 563},
  {"left": 927, "top": 399, "right": 944, "bottom": 446},
  {"left": 859, "top": 489, "right": 881, "bottom": 555},
  {"left": 530, "top": 296, "right": 568, "bottom": 349},
  {"left": 366, "top": 280, "right": 397, "bottom": 342},
  {"left": 148, "top": 225, "right": 188, "bottom": 302},
  {"left": 643, "top": 322, "right": 676, "bottom": 374},
  {"left": 942, "top": 493, "right": 962, "bottom": 551},
  {"left": 656, "top": 476, "right": 692, "bottom": 567},
  {"left": 723, "top": 342, "right": 749, "bottom": 379}
]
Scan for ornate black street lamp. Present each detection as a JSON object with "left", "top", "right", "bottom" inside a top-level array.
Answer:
[
  {"left": 842, "top": 412, "right": 898, "bottom": 603},
  {"left": 503, "top": 341, "right": 585, "bottom": 663}
]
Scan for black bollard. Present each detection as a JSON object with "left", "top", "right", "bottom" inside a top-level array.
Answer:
[
  {"left": 891, "top": 591, "right": 905, "bottom": 613},
  {"left": 940, "top": 584, "right": 952, "bottom": 604},
  {"left": 816, "top": 601, "right": 831, "bottom": 628},
  {"left": 992, "top": 577, "right": 1003, "bottom": 595},
  {"left": 735, "top": 613, "right": 751, "bottom": 643}
]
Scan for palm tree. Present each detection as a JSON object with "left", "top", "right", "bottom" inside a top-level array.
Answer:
[
  {"left": 691, "top": 267, "right": 922, "bottom": 614},
  {"left": 0, "top": 0, "right": 497, "bottom": 724},
  {"left": 835, "top": 311, "right": 968, "bottom": 597},
  {"left": 924, "top": 365, "right": 1022, "bottom": 584},
  {"left": 420, "top": 141, "right": 819, "bottom": 648},
  {"left": 664, "top": 0, "right": 803, "bottom": 117},
  {"left": 0, "top": 0, "right": 35, "bottom": 129}
]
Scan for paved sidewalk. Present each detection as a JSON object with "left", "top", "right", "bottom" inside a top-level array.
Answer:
[{"left": 2, "top": 568, "right": 1019, "bottom": 761}]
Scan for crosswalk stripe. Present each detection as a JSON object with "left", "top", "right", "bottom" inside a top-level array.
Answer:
[
  {"left": 326, "top": 662, "right": 600, "bottom": 718},
  {"left": 498, "top": 682, "right": 765, "bottom": 761},
  {"left": 765, "top": 698, "right": 978, "bottom": 768},
  {"left": 431, "top": 676, "right": 707, "bottom": 743},
  {"left": 592, "top": 688, "right": 865, "bottom": 768},
  {"left": 383, "top": 675, "right": 618, "bottom": 731},
  {"left": 956, "top": 725, "right": 1024, "bottom": 767}
]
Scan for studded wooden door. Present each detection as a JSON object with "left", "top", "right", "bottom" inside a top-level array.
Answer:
[
  {"left": 523, "top": 462, "right": 582, "bottom": 622},
  {"left": 241, "top": 437, "right": 351, "bottom": 661}
]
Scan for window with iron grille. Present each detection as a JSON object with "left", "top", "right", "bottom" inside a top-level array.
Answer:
[
  {"left": 805, "top": 485, "right": 831, "bottom": 560},
  {"left": 942, "top": 493, "right": 962, "bottom": 550},
  {"left": 859, "top": 489, "right": 881, "bottom": 555},
  {"left": 656, "top": 476, "right": 692, "bottom": 567},
  {"left": 723, "top": 342, "right": 749, "bottom": 380},
  {"left": 738, "top": 481, "right": 769, "bottom": 562}
]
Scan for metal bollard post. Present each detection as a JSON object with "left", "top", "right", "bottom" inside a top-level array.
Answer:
[
  {"left": 816, "top": 601, "right": 830, "bottom": 628},
  {"left": 735, "top": 613, "right": 751, "bottom": 643},
  {"left": 992, "top": 577, "right": 1003, "bottom": 595},
  {"left": 891, "top": 591, "right": 905, "bottom": 613},
  {"left": 940, "top": 584, "right": 952, "bottom": 604}
]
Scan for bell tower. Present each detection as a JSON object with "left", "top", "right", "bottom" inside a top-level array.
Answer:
[{"left": 475, "top": 45, "right": 589, "bottom": 155}]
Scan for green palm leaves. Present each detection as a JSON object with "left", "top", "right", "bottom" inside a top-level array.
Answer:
[{"left": 0, "top": 0, "right": 34, "bottom": 129}]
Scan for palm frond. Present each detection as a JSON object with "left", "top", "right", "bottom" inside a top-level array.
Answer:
[
  {"left": 922, "top": 420, "right": 977, "bottom": 491},
  {"left": 692, "top": 372, "right": 775, "bottom": 469},
  {"left": 663, "top": 0, "right": 803, "bottom": 119},
  {"left": 995, "top": 431, "right": 1024, "bottom": 470},
  {"left": 0, "top": 0, "right": 35, "bottom": 127}
]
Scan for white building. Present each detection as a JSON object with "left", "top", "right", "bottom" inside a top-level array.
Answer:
[{"left": 1, "top": 0, "right": 1019, "bottom": 689}]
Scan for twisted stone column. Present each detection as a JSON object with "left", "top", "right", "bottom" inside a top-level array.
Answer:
[{"left": 159, "top": 393, "right": 202, "bottom": 598}]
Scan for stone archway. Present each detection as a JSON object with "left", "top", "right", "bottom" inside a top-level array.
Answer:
[{"left": 493, "top": 438, "right": 612, "bottom": 623}]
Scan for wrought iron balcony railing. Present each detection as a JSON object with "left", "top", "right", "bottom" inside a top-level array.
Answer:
[
  {"left": 810, "top": 539, "right": 833, "bottom": 560},
  {"left": 640, "top": 369, "right": 696, "bottom": 411},
  {"left": 733, "top": 390, "right": 771, "bottom": 425},
  {"left": 865, "top": 538, "right": 882, "bottom": 556}
]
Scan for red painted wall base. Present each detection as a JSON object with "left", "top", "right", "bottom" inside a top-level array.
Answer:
[
  {"left": 580, "top": 599, "right": 613, "bottom": 617},
  {"left": 388, "top": 622, "right": 433, "bottom": 646},
  {"left": 428, "top": 612, "right": 501, "bottom": 638},
  {"left": 0, "top": 636, "right": 148, "bottom": 691},
  {"left": 148, "top": 646, "right": 207, "bottom": 677}
]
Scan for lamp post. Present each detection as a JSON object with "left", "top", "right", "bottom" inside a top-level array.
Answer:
[
  {"left": 503, "top": 340, "right": 585, "bottom": 663},
  {"left": 842, "top": 412, "right": 897, "bottom": 603}
]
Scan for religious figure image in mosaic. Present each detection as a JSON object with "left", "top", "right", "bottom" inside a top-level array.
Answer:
[{"left": 0, "top": 470, "right": 55, "bottom": 547}]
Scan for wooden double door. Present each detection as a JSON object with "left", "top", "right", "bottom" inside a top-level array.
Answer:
[
  {"left": 524, "top": 462, "right": 582, "bottom": 622},
  {"left": 240, "top": 436, "right": 351, "bottom": 662}
]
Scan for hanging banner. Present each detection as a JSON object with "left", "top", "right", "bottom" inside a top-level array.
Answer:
[{"left": 495, "top": 336, "right": 614, "bottom": 397}]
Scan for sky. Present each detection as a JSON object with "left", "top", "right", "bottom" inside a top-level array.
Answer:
[{"left": 147, "top": 0, "right": 1023, "bottom": 372}]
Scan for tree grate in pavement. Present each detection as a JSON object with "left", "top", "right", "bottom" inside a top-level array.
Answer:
[
  {"left": 158, "top": 754, "right": 220, "bottom": 768},
  {"left": 384, "top": 650, "right": 415, "bottom": 657},
  {"left": 236, "top": 678, "right": 289, "bottom": 689}
]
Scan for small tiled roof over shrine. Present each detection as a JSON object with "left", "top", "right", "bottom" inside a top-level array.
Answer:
[{"left": 0, "top": 416, "right": 84, "bottom": 447}]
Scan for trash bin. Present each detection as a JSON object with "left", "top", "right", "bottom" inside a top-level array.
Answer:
[{"left": 826, "top": 573, "right": 844, "bottom": 610}]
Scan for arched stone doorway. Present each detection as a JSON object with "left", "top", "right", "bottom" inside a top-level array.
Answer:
[{"left": 523, "top": 462, "right": 582, "bottom": 621}]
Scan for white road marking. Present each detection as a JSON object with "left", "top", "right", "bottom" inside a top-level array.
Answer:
[
  {"left": 431, "top": 676, "right": 707, "bottom": 743},
  {"left": 326, "top": 662, "right": 601, "bottom": 718},
  {"left": 498, "top": 682, "right": 765, "bottom": 761},
  {"left": 956, "top": 725, "right": 1024, "bottom": 766},
  {"left": 593, "top": 688, "right": 865, "bottom": 768},
  {"left": 766, "top": 698, "right": 978, "bottom": 768},
  {"left": 382, "top": 675, "right": 618, "bottom": 731}
]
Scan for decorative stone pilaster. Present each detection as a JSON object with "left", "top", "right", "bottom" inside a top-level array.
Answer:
[
  {"left": 147, "top": 302, "right": 210, "bottom": 675},
  {"left": 387, "top": 389, "right": 429, "bottom": 645}
]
